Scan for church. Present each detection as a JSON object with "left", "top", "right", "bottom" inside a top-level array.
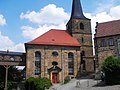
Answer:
[{"left": 25, "top": 0, "right": 94, "bottom": 83}]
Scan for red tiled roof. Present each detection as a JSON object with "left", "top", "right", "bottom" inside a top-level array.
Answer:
[
  {"left": 26, "top": 29, "right": 80, "bottom": 47},
  {"left": 95, "top": 20, "right": 120, "bottom": 38}
]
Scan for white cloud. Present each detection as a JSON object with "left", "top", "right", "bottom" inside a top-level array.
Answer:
[
  {"left": 21, "top": 23, "right": 66, "bottom": 39},
  {"left": 20, "top": 4, "right": 68, "bottom": 39},
  {"left": 85, "top": 5, "right": 120, "bottom": 35},
  {"left": 94, "top": 0, "right": 116, "bottom": 14},
  {"left": 20, "top": 4, "right": 69, "bottom": 25},
  {"left": 20, "top": 3, "right": 120, "bottom": 43},
  {"left": 0, "top": 32, "right": 14, "bottom": 48},
  {"left": 0, "top": 14, "right": 6, "bottom": 26},
  {"left": 9, "top": 43, "right": 25, "bottom": 52},
  {"left": 1, "top": 2, "right": 120, "bottom": 55},
  {"left": 0, "top": 32, "right": 25, "bottom": 52},
  {"left": 110, "top": 6, "right": 120, "bottom": 18},
  {"left": 0, "top": 4, "right": 69, "bottom": 52},
  {"left": 85, "top": 5, "right": 120, "bottom": 55}
]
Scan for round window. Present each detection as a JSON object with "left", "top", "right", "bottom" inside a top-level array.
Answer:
[{"left": 52, "top": 51, "right": 58, "bottom": 56}]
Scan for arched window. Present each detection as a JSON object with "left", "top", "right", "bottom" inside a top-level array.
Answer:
[
  {"left": 35, "top": 51, "right": 41, "bottom": 75},
  {"left": 82, "top": 37, "right": 84, "bottom": 43},
  {"left": 80, "top": 51, "right": 86, "bottom": 70},
  {"left": 80, "top": 51, "right": 85, "bottom": 64},
  {"left": 82, "top": 60, "right": 86, "bottom": 70},
  {"left": 81, "top": 51, "right": 85, "bottom": 56},
  {"left": 68, "top": 52, "right": 74, "bottom": 75},
  {"left": 80, "top": 23, "right": 84, "bottom": 30}
]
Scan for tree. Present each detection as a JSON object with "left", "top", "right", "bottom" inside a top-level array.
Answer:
[
  {"left": 0, "top": 66, "right": 5, "bottom": 82},
  {"left": 0, "top": 66, "right": 23, "bottom": 89},
  {"left": 102, "top": 56, "right": 120, "bottom": 85}
]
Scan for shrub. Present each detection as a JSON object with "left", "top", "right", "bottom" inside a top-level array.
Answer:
[
  {"left": 25, "top": 77, "right": 36, "bottom": 90},
  {"left": 102, "top": 56, "right": 120, "bottom": 85},
  {"left": 35, "top": 78, "right": 52, "bottom": 90},
  {"left": 25, "top": 77, "right": 52, "bottom": 90},
  {"left": 16, "top": 76, "right": 23, "bottom": 82},
  {"left": 0, "top": 81, "right": 13, "bottom": 90},
  {"left": 0, "top": 82, "right": 4, "bottom": 89},
  {"left": 64, "top": 76, "right": 71, "bottom": 84}
]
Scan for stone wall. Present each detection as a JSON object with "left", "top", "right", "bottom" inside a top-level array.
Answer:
[
  {"left": 25, "top": 44, "right": 80, "bottom": 82},
  {"left": 94, "top": 35, "right": 120, "bottom": 69},
  {"left": 67, "top": 18, "right": 94, "bottom": 73}
]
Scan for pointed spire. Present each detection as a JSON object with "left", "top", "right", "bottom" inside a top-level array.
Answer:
[{"left": 71, "top": 0, "right": 88, "bottom": 19}]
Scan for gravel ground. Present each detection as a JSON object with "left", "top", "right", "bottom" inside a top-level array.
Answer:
[{"left": 49, "top": 79, "right": 120, "bottom": 90}]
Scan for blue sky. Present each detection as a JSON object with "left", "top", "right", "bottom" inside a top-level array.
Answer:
[{"left": 0, "top": 0, "right": 120, "bottom": 52}]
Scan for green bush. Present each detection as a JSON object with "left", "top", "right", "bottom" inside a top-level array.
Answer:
[
  {"left": 102, "top": 56, "right": 120, "bottom": 85},
  {"left": 64, "top": 76, "right": 71, "bottom": 84},
  {"left": 15, "top": 76, "right": 23, "bottom": 82},
  {"left": 25, "top": 77, "right": 52, "bottom": 90},
  {"left": 25, "top": 77, "right": 37, "bottom": 90},
  {"left": 0, "top": 81, "right": 13, "bottom": 90},
  {"left": 0, "top": 82, "right": 4, "bottom": 89}
]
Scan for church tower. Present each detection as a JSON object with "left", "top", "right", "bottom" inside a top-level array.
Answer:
[{"left": 66, "top": 0, "right": 94, "bottom": 73}]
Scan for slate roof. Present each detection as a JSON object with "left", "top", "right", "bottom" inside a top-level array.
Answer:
[
  {"left": 70, "top": 0, "right": 89, "bottom": 20},
  {"left": 26, "top": 29, "right": 80, "bottom": 47},
  {"left": 0, "top": 50, "right": 25, "bottom": 56},
  {"left": 95, "top": 20, "right": 120, "bottom": 38}
]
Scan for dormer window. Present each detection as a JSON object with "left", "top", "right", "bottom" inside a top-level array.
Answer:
[{"left": 80, "top": 23, "right": 84, "bottom": 30}]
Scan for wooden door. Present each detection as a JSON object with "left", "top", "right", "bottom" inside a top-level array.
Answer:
[{"left": 52, "top": 73, "right": 58, "bottom": 83}]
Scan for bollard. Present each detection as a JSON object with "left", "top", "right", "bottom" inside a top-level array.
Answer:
[
  {"left": 76, "top": 81, "right": 80, "bottom": 88},
  {"left": 87, "top": 80, "right": 89, "bottom": 87},
  {"left": 97, "top": 80, "right": 99, "bottom": 86}
]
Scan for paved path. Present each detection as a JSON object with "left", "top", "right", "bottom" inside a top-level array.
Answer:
[{"left": 49, "top": 79, "right": 120, "bottom": 90}]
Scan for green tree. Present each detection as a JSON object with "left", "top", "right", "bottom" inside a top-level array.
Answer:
[{"left": 102, "top": 56, "right": 120, "bottom": 85}]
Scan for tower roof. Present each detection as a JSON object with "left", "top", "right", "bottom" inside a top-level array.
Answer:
[{"left": 71, "top": 0, "right": 89, "bottom": 19}]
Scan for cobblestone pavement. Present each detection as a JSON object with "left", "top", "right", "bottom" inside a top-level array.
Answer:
[{"left": 49, "top": 79, "right": 120, "bottom": 90}]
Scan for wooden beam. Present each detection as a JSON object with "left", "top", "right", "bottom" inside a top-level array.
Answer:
[{"left": 0, "top": 62, "right": 25, "bottom": 66}]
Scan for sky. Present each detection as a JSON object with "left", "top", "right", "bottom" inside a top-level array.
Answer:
[{"left": 0, "top": 0, "right": 120, "bottom": 52}]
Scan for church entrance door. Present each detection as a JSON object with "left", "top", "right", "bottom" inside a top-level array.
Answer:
[{"left": 52, "top": 73, "right": 58, "bottom": 83}]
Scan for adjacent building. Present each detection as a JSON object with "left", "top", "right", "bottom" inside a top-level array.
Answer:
[
  {"left": 94, "top": 20, "right": 120, "bottom": 68},
  {"left": 25, "top": 0, "right": 94, "bottom": 83}
]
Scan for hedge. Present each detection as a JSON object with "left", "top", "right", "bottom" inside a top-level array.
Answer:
[
  {"left": 102, "top": 56, "right": 120, "bottom": 85},
  {"left": 25, "top": 77, "right": 52, "bottom": 90}
]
